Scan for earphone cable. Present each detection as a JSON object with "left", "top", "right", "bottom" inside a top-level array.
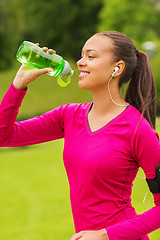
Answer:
[{"left": 107, "top": 75, "right": 129, "bottom": 107}]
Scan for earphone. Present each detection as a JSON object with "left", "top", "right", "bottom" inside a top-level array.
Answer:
[
  {"left": 111, "top": 66, "right": 119, "bottom": 77},
  {"left": 108, "top": 66, "right": 129, "bottom": 107}
]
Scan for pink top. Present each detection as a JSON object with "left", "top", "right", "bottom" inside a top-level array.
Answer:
[{"left": 0, "top": 83, "right": 160, "bottom": 240}]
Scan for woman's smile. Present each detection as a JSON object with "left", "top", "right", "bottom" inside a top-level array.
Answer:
[{"left": 79, "top": 70, "right": 90, "bottom": 79}]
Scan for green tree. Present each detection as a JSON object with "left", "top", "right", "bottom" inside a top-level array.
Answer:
[
  {"left": 0, "top": 0, "right": 27, "bottom": 70},
  {"left": 98, "top": 0, "right": 160, "bottom": 45},
  {"left": 0, "top": 0, "right": 13, "bottom": 69},
  {"left": 0, "top": 0, "right": 102, "bottom": 69},
  {"left": 11, "top": 0, "right": 102, "bottom": 60}
]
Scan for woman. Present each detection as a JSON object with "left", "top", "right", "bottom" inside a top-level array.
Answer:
[{"left": 0, "top": 31, "right": 160, "bottom": 240}]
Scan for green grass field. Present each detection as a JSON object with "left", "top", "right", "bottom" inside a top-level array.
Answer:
[
  {"left": 0, "top": 64, "right": 160, "bottom": 239},
  {"left": 0, "top": 140, "right": 74, "bottom": 240}
]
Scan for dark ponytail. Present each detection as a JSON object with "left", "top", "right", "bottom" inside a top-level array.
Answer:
[
  {"left": 125, "top": 50, "right": 156, "bottom": 129},
  {"left": 96, "top": 31, "right": 156, "bottom": 129}
]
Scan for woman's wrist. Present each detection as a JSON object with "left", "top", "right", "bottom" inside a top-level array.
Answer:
[{"left": 13, "top": 78, "right": 28, "bottom": 91}]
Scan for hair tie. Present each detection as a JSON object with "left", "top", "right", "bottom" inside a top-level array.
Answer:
[{"left": 136, "top": 49, "right": 139, "bottom": 57}]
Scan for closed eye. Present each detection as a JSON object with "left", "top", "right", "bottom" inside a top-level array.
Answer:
[
  {"left": 79, "top": 55, "right": 96, "bottom": 60},
  {"left": 88, "top": 56, "right": 96, "bottom": 59}
]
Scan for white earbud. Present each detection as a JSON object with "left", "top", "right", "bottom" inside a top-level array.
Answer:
[
  {"left": 112, "top": 66, "right": 119, "bottom": 77},
  {"left": 108, "top": 66, "right": 128, "bottom": 107}
]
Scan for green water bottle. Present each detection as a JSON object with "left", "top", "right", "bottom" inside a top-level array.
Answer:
[{"left": 16, "top": 41, "right": 74, "bottom": 87}]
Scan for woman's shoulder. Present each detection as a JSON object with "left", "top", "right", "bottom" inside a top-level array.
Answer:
[
  {"left": 59, "top": 102, "right": 92, "bottom": 119},
  {"left": 125, "top": 105, "right": 159, "bottom": 140},
  {"left": 62, "top": 102, "right": 91, "bottom": 112},
  {"left": 126, "top": 105, "right": 151, "bottom": 127}
]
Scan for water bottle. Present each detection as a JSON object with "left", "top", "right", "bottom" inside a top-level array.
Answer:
[{"left": 16, "top": 41, "right": 74, "bottom": 87}]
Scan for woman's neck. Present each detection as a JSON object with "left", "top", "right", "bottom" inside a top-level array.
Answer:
[{"left": 91, "top": 82, "right": 128, "bottom": 116}]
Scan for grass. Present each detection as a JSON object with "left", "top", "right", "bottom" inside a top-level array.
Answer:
[
  {"left": 0, "top": 64, "right": 160, "bottom": 239},
  {"left": 0, "top": 140, "right": 74, "bottom": 240}
]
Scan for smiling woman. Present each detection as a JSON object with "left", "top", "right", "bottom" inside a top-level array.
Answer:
[
  {"left": 0, "top": 31, "right": 159, "bottom": 240},
  {"left": 77, "top": 36, "right": 120, "bottom": 92}
]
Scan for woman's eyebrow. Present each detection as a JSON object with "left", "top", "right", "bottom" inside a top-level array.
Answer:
[
  {"left": 86, "top": 49, "right": 98, "bottom": 52},
  {"left": 81, "top": 49, "right": 98, "bottom": 54}
]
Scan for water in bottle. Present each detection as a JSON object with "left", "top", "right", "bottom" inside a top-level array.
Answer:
[{"left": 16, "top": 41, "right": 74, "bottom": 87}]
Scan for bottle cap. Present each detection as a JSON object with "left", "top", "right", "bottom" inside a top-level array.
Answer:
[{"left": 60, "top": 60, "right": 73, "bottom": 77}]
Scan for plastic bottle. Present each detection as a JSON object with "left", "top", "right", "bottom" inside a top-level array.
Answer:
[{"left": 16, "top": 41, "right": 74, "bottom": 87}]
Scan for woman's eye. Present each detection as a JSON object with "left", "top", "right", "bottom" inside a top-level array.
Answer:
[{"left": 79, "top": 55, "right": 96, "bottom": 59}]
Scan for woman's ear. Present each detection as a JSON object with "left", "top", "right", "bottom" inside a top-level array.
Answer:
[{"left": 113, "top": 61, "right": 125, "bottom": 77}]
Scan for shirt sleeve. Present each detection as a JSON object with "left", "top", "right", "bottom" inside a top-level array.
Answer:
[
  {"left": 106, "top": 118, "right": 160, "bottom": 240},
  {"left": 0, "top": 82, "right": 66, "bottom": 147}
]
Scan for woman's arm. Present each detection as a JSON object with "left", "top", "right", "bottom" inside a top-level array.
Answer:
[
  {"left": 0, "top": 49, "right": 66, "bottom": 147},
  {"left": 0, "top": 82, "right": 65, "bottom": 147}
]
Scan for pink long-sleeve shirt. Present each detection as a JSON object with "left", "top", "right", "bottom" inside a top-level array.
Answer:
[{"left": 0, "top": 83, "right": 160, "bottom": 240}]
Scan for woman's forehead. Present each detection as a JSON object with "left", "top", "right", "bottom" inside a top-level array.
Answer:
[{"left": 82, "top": 35, "right": 113, "bottom": 53}]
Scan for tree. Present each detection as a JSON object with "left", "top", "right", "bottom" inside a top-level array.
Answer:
[
  {"left": 0, "top": 0, "right": 13, "bottom": 69},
  {"left": 98, "top": 0, "right": 160, "bottom": 46},
  {"left": 0, "top": 0, "right": 27, "bottom": 70},
  {"left": 0, "top": 0, "right": 103, "bottom": 70},
  {"left": 12, "top": 0, "right": 103, "bottom": 60}
]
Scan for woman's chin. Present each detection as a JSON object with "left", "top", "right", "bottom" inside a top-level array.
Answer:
[{"left": 78, "top": 81, "right": 91, "bottom": 90}]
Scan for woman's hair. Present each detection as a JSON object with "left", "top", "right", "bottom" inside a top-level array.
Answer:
[{"left": 96, "top": 31, "right": 156, "bottom": 129}]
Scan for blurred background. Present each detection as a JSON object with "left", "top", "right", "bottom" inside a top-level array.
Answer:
[{"left": 0, "top": 0, "right": 160, "bottom": 239}]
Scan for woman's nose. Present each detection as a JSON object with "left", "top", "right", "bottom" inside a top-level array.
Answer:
[{"left": 77, "top": 57, "right": 86, "bottom": 67}]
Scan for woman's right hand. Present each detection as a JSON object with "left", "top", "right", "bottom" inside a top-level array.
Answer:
[{"left": 13, "top": 44, "right": 56, "bottom": 91}]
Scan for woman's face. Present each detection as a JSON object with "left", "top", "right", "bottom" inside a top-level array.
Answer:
[{"left": 77, "top": 34, "right": 117, "bottom": 91}]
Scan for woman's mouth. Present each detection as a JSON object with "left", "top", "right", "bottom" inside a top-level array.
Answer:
[{"left": 79, "top": 71, "right": 90, "bottom": 78}]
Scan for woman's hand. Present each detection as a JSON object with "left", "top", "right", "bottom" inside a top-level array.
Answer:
[
  {"left": 13, "top": 44, "right": 56, "bottom": 91},
  {"left": 70, "top": 229, "right": 109, "bottom": 240}
]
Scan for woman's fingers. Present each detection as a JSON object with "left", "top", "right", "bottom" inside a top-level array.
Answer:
[
  {"left": 42, "top": 46, "right": 48, "bottom": 51},
  {"left": 70, "top": 231, "right": 84, "bottom": 240},
  {"left": 36, "top": 68, "right": 53, "bottom": 77},
  {"left": 48, "top": 49, "right": 56, "bottom": 54},
  {"left": 42, "top": 47, "right": 56, "bottom": 54},
  {"left": 35, "top": 43, "right": 56, "bottom": 54}
]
